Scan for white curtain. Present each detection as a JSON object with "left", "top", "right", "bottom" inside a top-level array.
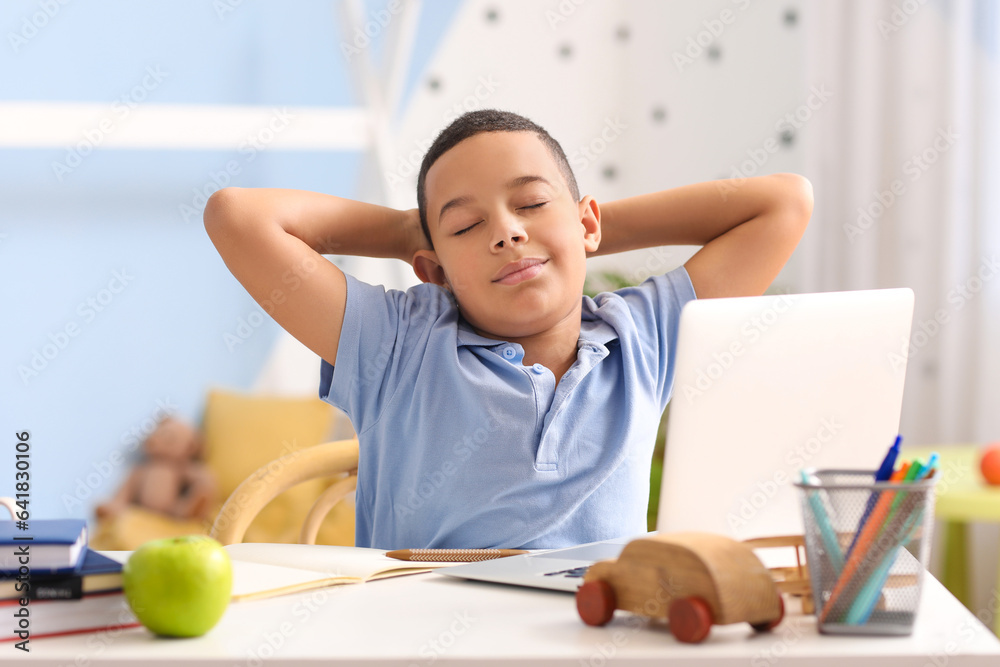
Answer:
[{"left": 800, "top": 0, "right": 1000, "bottom": 445}]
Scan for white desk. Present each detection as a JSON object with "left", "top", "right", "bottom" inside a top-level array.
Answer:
[{"left": 13, "top": 556, "right": 1000, "bottom": 666}]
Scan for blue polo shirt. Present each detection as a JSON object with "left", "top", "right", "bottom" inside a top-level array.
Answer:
[{"left": 319, "top": 266, "right": 697, "bottom": 549}]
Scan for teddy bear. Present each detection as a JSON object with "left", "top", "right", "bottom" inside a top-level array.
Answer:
[{"left": 96, "top": 416, "right": 217, "bottom": 522}]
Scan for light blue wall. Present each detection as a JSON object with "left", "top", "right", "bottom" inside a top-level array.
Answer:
[{"left": 0, "top": 0, "right": 461, "bottom": 523}]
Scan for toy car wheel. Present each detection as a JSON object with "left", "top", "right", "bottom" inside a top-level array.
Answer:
[
  {"left": 750, "top": 594, "right": 785, "bottom": 633},
  {"left": 576, "top": 580, "right": 616, "bottom": 626},
  {"left": 669, "top": 596, "right": 714, "bottom": 643}
]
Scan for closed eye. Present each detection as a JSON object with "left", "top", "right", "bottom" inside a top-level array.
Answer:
[
  {"left": 455, "top": 221, "right": 480, "bottom": 236},
  {"left": 453, "top": 203, "right": 547, "bottom": 236}
]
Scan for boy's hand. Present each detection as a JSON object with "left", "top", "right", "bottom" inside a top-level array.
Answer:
[{"left": 401, "top": 208, "right": 432, "bottom": 265}]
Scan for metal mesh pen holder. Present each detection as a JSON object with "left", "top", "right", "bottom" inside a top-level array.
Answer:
[{"left": 794, "top": 468, "right": 936, "bottom": 635}]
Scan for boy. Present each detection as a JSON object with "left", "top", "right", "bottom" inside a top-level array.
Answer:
[{"left": 204, "top": 109, "right": 812, "bottom": 550}]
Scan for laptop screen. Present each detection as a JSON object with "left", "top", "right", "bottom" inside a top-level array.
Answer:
[{"left": 657, "top": 288, "right": 914, "bottom": 540}]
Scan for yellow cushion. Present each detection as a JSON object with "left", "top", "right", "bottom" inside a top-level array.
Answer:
[{"left": 202, "top": 389, "right": 353, "bottom": 545}]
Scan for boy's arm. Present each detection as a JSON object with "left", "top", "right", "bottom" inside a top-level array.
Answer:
[
  {"left": 203, "top": 187, "right": 425, "bottom": 365},
  {"left": 590, "top": 173, "right": 813, "bottom": 298}
]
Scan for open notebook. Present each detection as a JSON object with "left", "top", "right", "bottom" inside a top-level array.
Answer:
[{"left": 223, "top": 543, "right": 457, "bottom": 602}]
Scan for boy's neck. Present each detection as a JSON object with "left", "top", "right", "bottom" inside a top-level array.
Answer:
[{"left": 471, "top": 306, "right": 583, "bottom": 385}]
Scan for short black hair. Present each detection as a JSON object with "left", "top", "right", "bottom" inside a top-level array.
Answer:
[{"left": 416, "top": 109, "right": 580, "bottom": 248}]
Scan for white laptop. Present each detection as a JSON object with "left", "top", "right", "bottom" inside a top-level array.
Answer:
[{"left": 439, "top": 288, "right": 915, "bottom": 592}]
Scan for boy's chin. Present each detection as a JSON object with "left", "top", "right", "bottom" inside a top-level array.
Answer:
[{"left": 461, "top": 310, "right": 574, "bottom": 341}]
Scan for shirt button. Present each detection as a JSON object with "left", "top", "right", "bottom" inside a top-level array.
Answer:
[
  {"left": 502, "top": 346, "right": 516, "bottom": 360},
  {"left": 532, "top": 363, "right": 545, "bottom": 374}
]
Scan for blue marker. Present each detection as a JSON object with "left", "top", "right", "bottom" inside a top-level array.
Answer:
[
  {"left": 923, "top": 452, "right": 938, "bottom": 477},
  {"left": 875, "top": 435, "right": 903, "bottom": 481},
  {"left": 845, "top": 435, "right": 902, "bottom": 561}
]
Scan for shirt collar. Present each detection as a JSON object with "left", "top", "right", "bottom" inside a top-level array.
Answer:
[
  {"left": 579, "top": 318, "right": 619, "bottom": 347},
  {"left": 456, "top": 318, "right": 506, "bottom": 348}
]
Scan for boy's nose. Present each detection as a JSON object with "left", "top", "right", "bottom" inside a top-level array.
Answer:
[
  {"left": 494, "top": 235, "right": 523, "bottom": 250},
  {"left": 492, "top": 220, "right": 528, "bottom": 250}
]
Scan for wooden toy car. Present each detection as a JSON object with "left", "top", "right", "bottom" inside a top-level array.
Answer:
[{"left": 576, "top": 532, "right": 785, "bottom": 643}]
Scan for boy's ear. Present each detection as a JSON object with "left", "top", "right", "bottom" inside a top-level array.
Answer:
[
  {"left": 579, "top": 195, "right": 602, "bottom": 253},
  {"left": 412, "top": 250, "right": 450, "bottom": 290}
]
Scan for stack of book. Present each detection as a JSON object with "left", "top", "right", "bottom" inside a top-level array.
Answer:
[{"left": 0, "top": 518, "right": 141, "bottom": 641}]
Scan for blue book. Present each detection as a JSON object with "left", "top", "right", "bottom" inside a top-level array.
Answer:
[
  {"left": 0, "top": 548, "right": 123, "bottom": 600},
  {"left": 0, "top": 519, "right": 88, "bottom": 575}
]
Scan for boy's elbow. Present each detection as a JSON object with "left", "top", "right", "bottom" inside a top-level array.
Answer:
[
  {"left": 203, "top": 187, "right": 243, "bottom": 236},
  {"left": 772, "top": 173, "right": 814, "bottom": 231}
]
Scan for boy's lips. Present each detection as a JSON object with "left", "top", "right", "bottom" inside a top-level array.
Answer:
[{"left": 492, "top": 258, "right": 547, "bottom": 285}]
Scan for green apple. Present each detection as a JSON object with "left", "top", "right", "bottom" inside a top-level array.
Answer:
[{"left": 123, "top": 535, "right": 233, "bottom": 637}]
